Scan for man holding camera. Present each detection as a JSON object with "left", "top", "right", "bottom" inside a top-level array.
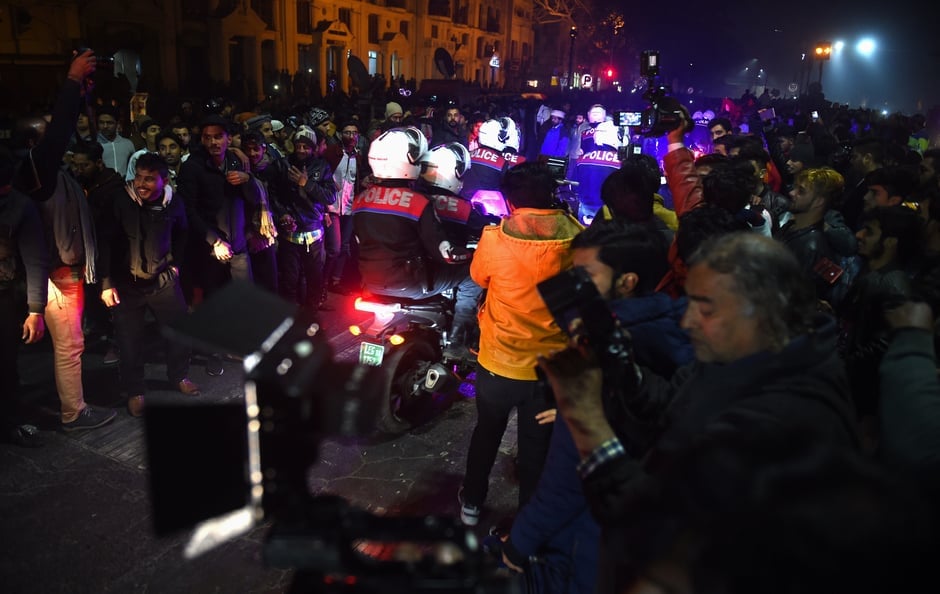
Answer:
[{"left": 540, "top": 232, "right": 860, "bottom": 592}]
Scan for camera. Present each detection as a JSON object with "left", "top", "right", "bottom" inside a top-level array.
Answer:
[
  {"left": 76, "top": 47, "right": 142, "bottom": 92},
  {"left": 614, "top": 111, "right": 643, "bottom": 127},
  {"left": 145, "top": 282, "right": 519, "bottom": 593},
  {"left": 537, "top": 267, "right": 661, "bottom": 456},
  {"left": 637, "top": 50, "right": 690, "bottom": 137},
  {"left": 537, "top": 267, "right": 634, "bottom": 377}
]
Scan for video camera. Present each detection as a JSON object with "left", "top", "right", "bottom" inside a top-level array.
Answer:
[
  {"left": 537, "top": 267, "right": 660, "bottom": 456},
  {"left": 145, "top": 282, "right": 519, "bottom": 593},
  {"left": 76, "top": 47, "right": 142, "bottom": 93},
  {"left": 537, "top": 267, "right": 634, "bottom": 376},
  {"left": 637, "top": 50, "right": 690, "bottom": 137}
]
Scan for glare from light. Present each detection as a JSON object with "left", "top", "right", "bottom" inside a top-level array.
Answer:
[
  {"left": 856, "top": 38, "right": 876, "bottom": 57},
  {"left": 834, "top": 40, "right": 845, "bottom": 52}
]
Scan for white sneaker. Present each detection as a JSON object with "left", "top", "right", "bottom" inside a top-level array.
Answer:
[{"left": 458, "top": 488, "right": 481, "bottom": 526}]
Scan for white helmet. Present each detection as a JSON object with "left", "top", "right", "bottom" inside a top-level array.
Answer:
[
  {"left": 593, "top": 120, "right": 621, "bottom": 149},
  {"left": 587, "top": 104, "right": 607, "bottom": 124},
  {"left": 502, "top": 117, "right": 520, "bottom": 152},
  {"left": 478, "top": 117, "right": 518, "bottom": 152},
  {"left": 368, "top": 126, "right": 429, "bottom": 180},
  {"left": 420, "top": 142, "right": 471, "bottom": 194}
]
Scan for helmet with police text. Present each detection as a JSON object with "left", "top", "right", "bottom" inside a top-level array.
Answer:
[
  {"left": 478, "top": 117, "right": 519, "bottom": 152},
  {"left": 502, "top": 117, "right": 520, "bottom": 152},
  {"left": 420, "top": 142, "right": 471, "bottom": 194},
  {"left": 593, "top": 120, "right": 621, "bottom": 149},
  {"left": 587, "top": 104, "right": 607, "bottom": 124},
  {"left": 368, "top": 126, "right": 429, "bottom": 180}
]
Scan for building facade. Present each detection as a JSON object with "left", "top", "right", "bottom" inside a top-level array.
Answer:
[{"left": 1, "top": 0, "right": 544, "bottom": 112}]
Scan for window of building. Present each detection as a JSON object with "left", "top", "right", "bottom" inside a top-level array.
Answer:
[
  {"left": 368, "top": 50, "right": 379, "bottom": 75},
  {"left": 431, "top": 25, "right": 439, "bottom": 39},
  {"left": 428, "top": 0, "right": 449, "bottom": 17},
  {"left": 339, "top": 8, "right": 352, "bottom": 29},
  {"left": 251, "top": 0, "right": 274, "bottom": 28},
  {"left": 297, "top": 1, "right": 312, "bottom": 35},
  {"left": 368, "top": 14, "right": 379, "bottom": 43}
]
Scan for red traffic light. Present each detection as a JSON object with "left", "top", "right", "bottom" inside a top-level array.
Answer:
[{"left": 606, "top": 68, "right": 614, "bottom": 78}]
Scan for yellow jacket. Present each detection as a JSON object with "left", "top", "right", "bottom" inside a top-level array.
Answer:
[
  {"left": 471, "top": 208, "right": 584, "bottom": 380},
  {"left": 597, "top": 193, "right": 678, "bottom": 231}
]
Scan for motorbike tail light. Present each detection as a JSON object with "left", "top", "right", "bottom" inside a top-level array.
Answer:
[
  {"left": 388, "top": 334, "right": 406, "bottom": 346},
  {"left": 349, "top": 325, "right": 363, "bottom": 336},
  {"left": 354, "top": 297, "right": 402, "bottom": 314}
]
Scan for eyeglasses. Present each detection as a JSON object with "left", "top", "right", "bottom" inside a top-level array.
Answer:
[{"left": 341, "top": 130, "right": 359, "bottom": 136}]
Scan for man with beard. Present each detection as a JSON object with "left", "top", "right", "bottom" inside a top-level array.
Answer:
[
  {"left": 96, "top": 106, "right": 135, "bottom": 177},
  {"left": 272, "top": 125, "right": 336, "bottom": 312},
  {"left": 98, "top": 153, "right": 200, "bottom": 417},
  {"left": 241, "top": 131, "right": 281, "bottom": 294},
  {"left": 70, "top": 141, "right": 125, "bottom": 363},
  {"left": 177, "top": 114, "right": 263, "bottom": 375},
  {"left": 430, "top": 104, "right": 468, "bottom": 149},
  {"left": 156, "top": 132, "right": 186, "bottom": 190},
  {"left": 322, "top": 120, "right": 371, "bottom": 295}
]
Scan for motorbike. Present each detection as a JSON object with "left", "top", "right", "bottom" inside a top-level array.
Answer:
[{"left": 350, "top": 290, "right": 475, "bottom": 435}]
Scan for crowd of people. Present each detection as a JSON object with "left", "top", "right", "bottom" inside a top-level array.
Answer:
[{"left": 3, "top": 50, "right": 940, "bottom": 593}]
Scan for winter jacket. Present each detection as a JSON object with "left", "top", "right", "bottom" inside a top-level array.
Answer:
[
  {"left": 472, "top": 208, "right": 584, "bottom": 381},
  {"left": 272, "top": 154, "right": 335, "bottom": 236},
  {"left": 177, "top": 147, "right": 262, "bottom": 254},
  {"left": 98, "top": 185, "right": 187, "bottom": 290},
  {"left": 610, "top": 293, "right": 694, "bottom": 379},
  {"left": 583, "top": 314, "right": 860, "bottom": 593},
  {"left": 38, "top": 169, "right": 98, "bottom": 284}
]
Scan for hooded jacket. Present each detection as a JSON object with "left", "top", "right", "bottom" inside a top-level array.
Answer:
[{"left": 471, "top": 207, "right": 584, "bottom": 380}]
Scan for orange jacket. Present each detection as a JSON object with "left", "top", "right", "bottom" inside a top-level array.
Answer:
[{"left": 471, "top": 208, "right": 584, "bottom": 380}]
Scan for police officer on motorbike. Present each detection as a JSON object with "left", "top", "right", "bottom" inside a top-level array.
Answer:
[
  {"left": 418, "top": 142, "right": 500, "bottom": 247},
  {"left": 459, "top": 117, "right": 523, "bottom": 207},
  {"left": 352, "top": 127, "right": 482, "bottom": 359}
]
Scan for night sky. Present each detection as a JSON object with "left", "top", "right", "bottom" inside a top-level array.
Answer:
[{"left": 613, "top": 1, "right": 939, "bottom": 113}]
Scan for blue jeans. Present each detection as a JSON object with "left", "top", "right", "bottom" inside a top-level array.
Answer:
[{"left": 323, "top": 213, "right": 354, "bottom": 286}]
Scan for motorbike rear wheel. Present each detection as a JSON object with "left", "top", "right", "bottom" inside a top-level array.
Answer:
[{"left": 376, "top": 339, "right": 439, "bottom": 434}]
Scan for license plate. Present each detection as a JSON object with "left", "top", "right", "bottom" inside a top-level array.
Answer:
[{"left": 359, "top": 342, "right": 385, "bottom": 366}]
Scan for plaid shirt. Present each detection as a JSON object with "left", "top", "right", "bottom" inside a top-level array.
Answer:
[{"left": 577, "top": 437, "right": 626, "bottom": 479}]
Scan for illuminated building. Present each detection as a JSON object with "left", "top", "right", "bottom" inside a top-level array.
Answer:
[{"left": 0, "top": 0, "right": 541, "bottom": 107}]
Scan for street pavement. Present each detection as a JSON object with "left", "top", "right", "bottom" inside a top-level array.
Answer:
[{"left": 0, "top": 289, "right": 521, "bottom": 593}]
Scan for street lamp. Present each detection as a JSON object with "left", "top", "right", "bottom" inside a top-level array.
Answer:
[
  {"left": 568, "top": 25, "right": 578, "bottom": 91},
  {"left": 814, "top": 41, "right": 832, "bottom": 89}
]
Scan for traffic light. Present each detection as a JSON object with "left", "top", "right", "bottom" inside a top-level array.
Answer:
[
  {"left": 814, "top": 42, "right": 832, "bottom": 60},
  {"left": 606, "top": 67, "right": 615, "bottom": 79}
]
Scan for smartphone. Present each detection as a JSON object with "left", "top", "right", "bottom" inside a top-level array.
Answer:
[{"left": 811, "top": 110, "right": 819, "bottom": 121}]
